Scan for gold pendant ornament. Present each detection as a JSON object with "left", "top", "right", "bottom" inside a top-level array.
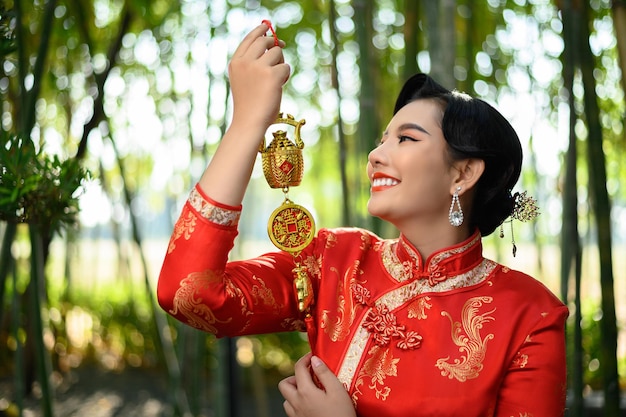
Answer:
[{"left": 259, "top": 113, "right": 316, "bottom": 312}]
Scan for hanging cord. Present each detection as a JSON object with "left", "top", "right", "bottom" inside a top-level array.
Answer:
[{"left": 262, "top": 19, "right": 279, "bottom": 46}]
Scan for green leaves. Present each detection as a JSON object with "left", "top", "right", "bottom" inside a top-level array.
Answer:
[
  {"left": 0, "top": 131, "right": 90, "bottom": 233},
  {"left": 0, "top": 4, "right": 15, "bottom": 58}
]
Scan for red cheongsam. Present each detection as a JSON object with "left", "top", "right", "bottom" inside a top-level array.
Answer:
[{"left": 157, "top": 185, "right": 569, "bottom": 417}]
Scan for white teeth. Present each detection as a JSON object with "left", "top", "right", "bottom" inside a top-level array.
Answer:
[{"left": 372, "top": 177, "right": 399, "bottom": 187}]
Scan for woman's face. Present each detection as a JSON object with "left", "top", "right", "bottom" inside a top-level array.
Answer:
[{"left": 366, "top": 99, "right": 458, "bottom": 230}]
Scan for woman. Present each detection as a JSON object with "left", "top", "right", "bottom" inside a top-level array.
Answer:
[{"left": 157, "top": 23, "right": 568, "bottom": 417}]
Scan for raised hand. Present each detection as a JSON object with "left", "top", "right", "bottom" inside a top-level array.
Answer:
[{"left": 228, "top": 22, "right": 291, "bottom": 134}]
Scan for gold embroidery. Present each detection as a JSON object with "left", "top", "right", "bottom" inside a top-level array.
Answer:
[
  {"left": 428, "top": 233, "right": 481, "bottom": 266},
  {"left": 321, "top": 263, "right": 360, "bottom": 341},
  {"left": 170, "top": 270, "right": 233, "bottom": 333},
  {"left": 188, "top": 187, "right": 241, "bottom": 226},
  {"left": 301, "top": 254, "right": 321, "bottom": 281},
  {"left": 353, "top": 346, "right": 399, "bottom": 402},
  {"left": 436, "top": 296, "right": 495, "bottom": 382},
  {"left": 281, "top": 317, "right": 306, "bottom": 332},
  {"left": 251, "top": 275, "right": 282, "bottom": 315},
  {"left": 359, "top": 230, "right": 373, "bottom": 251},
  {"left": 407, "top": 297, "right": 431, "bottom": 319},
  {"left": 512, "top": 351, "right": 528, "bottom": 369},
  {"left": 337, "top": 261, "right": 496, "bottom": 391},
  {"left": 325, "top": 231, "right": 338, "bottom": 248},
  {"left": 168, "top": 210, "right": 196, "bottom": 254},
  {"left": 380, "top": 234, "right": 482, "bottom": 283},
  {"left": 380, "top": 260, "right": 496, "bottom": 305},
  {"left": 380, "top": 241, "right": 413, "bottom": 282}
]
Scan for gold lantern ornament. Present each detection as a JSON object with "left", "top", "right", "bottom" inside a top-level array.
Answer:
[{"left": 259, "top": 113, "right": 315, "bottom": 312}]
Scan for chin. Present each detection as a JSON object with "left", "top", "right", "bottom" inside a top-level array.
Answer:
[{"left": 366, "top": 201, "right": 389, "bottom": 221}]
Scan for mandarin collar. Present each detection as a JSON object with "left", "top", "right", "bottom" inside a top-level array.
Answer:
[{"left": 396, "top": 230, "right": 483, "bottom": 286}]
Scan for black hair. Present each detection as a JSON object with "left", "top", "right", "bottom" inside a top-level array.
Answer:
[{"left": 393, "top": 73, "right": 522, "bottom": 236}]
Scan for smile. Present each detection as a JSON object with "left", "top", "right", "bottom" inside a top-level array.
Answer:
[{"left": 372, "top": 177, "right": 399, "bottom": 187}]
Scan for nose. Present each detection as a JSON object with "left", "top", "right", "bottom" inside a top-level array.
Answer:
[{"left": 368, "top": 141, "right": 387, "bottom": 167}]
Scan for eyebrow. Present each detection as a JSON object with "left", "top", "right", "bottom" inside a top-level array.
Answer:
[{"left": 384, "top": 122, "right": 431, "bottom": 137}]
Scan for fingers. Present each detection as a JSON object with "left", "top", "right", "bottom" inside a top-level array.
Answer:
[
  {"left": 292, "top": 352, "right": 317, "bottom": 390},
  {"left": 310, "top": 356, "right": 342, "bottom": 390},
  {"left": 232, "top": 23, "right": 271, "bottom": 58},
  {"left": 233, "top": 24, "right": 287, "bottom": 60}
]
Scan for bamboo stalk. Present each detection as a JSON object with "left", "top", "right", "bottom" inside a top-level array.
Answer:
[
  {"left": 28, "top": 225, "right": 54, "bottom": 417},
  {"left": 11, "top": 249, "right": 24, "bottom": 417},
  {"left": 0, "top": 222, "right": 17, "bottom": 329}
]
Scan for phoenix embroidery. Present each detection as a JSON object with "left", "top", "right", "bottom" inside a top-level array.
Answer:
[
  {"left": 169, "top": 270, "right": 234, "bottom": 333},
  {"left": 436, "top": 296, "right": 495, "bottom": 382}
]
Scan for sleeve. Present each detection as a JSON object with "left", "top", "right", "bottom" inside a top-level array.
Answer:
[
  {"left": 156, "top": 185, "right": 306, "bottom": 337},
  {"left": 495, "top": 304, "right": 569, "bottom": 417}
]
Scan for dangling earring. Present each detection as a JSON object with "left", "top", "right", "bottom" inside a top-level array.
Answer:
[{"left": 448, "top": 186, "right": 463, "bottom": 227}]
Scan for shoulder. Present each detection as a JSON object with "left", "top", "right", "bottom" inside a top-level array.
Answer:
[
  {"left": 315, "top": 227, "right": 384, "bottom": 248},
  {"left": 492, "top": 265, "right": 567, "bottom": 314}
]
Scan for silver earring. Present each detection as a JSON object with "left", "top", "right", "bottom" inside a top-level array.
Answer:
[{"left": 449, "top": 186, "right": 463, "bottom": 227}]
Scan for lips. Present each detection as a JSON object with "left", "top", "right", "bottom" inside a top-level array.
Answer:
[{"left": 371, "top": 173, "right": 400, "bottom": 192}]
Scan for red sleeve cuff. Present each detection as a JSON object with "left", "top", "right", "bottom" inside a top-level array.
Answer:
[{"left": 188, "top": 184, "right": 242, "bottom": 227}]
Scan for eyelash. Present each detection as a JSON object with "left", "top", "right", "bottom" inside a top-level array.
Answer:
[
  {"left": 398, "top": 135, "right": 418, "bottom": 143},
  {"left": 375, "top": 134, "right": 418, "bottom": 147}
]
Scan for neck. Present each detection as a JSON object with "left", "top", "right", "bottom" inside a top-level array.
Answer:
[{"left": 397, "top": 220, "right": 473, "bottom": 260}]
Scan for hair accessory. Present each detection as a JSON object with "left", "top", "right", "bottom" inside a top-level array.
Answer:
[
  {"left": 262, "top": 19, "right": 279, "bottom": 46},
  {"left": 260, "top": 113, "right": 315, "bottom": 313},
  {"left": 499, "top": 191, "right": 540, "bottom": 257},
  {"left": 448, "top": 186, "right": 463, "bottom": 227}
]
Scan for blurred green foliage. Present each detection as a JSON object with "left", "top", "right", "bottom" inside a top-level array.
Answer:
[{"left": 0, "top": 132, "right": 90, "bottom": 232}]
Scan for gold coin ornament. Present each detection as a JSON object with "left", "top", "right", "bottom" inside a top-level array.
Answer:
[
  {"left": 268, "top": 199, "right": 315, "bottom": 253},
  {"left": 260, "top": 113, "right": 316, "bottom": 313}
]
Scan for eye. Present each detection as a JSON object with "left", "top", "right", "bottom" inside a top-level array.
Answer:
[{"left": 398, "top": 135, "right": 418, "bottom": 143}]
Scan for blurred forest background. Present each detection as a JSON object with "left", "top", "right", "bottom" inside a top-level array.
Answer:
[{"left": 0, "top": 0, "right": 625, "bottom": 416}]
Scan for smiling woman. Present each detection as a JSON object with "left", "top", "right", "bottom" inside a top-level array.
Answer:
[{"left": 156, "top": 24, "right": 568, "bottom": 417}]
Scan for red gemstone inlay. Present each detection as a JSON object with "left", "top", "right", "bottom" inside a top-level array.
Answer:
[{"left": 280, "top": 160, "right": 294, "bottom": 174}]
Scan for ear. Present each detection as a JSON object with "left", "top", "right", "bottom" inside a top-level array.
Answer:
[{"left": 450, "top": 158, "right": 485, "bottom": 195}]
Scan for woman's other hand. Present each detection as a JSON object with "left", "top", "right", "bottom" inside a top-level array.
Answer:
[{"left": 278, "top": 353, "right": 357, "bottom": 417}]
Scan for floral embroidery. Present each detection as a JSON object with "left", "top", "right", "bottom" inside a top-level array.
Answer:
[
  {"left": 251, "top": 275, "right": 282, "bottom": 315},
  {"left": 325, "top": 231, "right": 338, "bottom": 249},
  {"left": 168, "top": 210, "right": 196, "bottom": 253},
  {"left": 407, "top": 297, "right": 431, "bottom": 320},
  {"left": 397, "top": 331, "right": 423, "bottom": 350},
  {"left": 281, "top": 317, "right": 306, "bottom": 332},
  {"left": 436, "top": 296, "right": 495, "bottom": 382},
  {"left": 336, "top": 233, "right": 498, "bottom": 395},
  {"left": 353, "top": 346, "right": 399, "bottom": 402},
  {"left": 359, "top": 231, "right": 373, "bottom": 251},
  {"left": 512, "top": 351, "right": 528, "bottom": 369},
  {"left": 188, "top": 187, "right": 240, "bottom": 226},
  {"left": 301, "top": 254, "right": 321, "bottom": 281},
  {"left": 380, "top": 241, "right": 413, "bottom": 282},
  {"left": 170, "top": 270, "right": 233, "bottom": 333},
  {"left": 351, "top": 283, "right": 371, "bottom": 305}
]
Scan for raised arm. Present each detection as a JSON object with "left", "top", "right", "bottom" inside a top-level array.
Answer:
[
  {"left": 199, "top": 22, "right": 290, "bottom": 206},
  {"left": 156, "top": 25, "right": 300, "bottom": 336}
]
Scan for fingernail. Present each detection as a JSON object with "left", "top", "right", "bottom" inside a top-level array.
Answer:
[{"left": 311, "top": 355, "right": 323, "bottom": 368}]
